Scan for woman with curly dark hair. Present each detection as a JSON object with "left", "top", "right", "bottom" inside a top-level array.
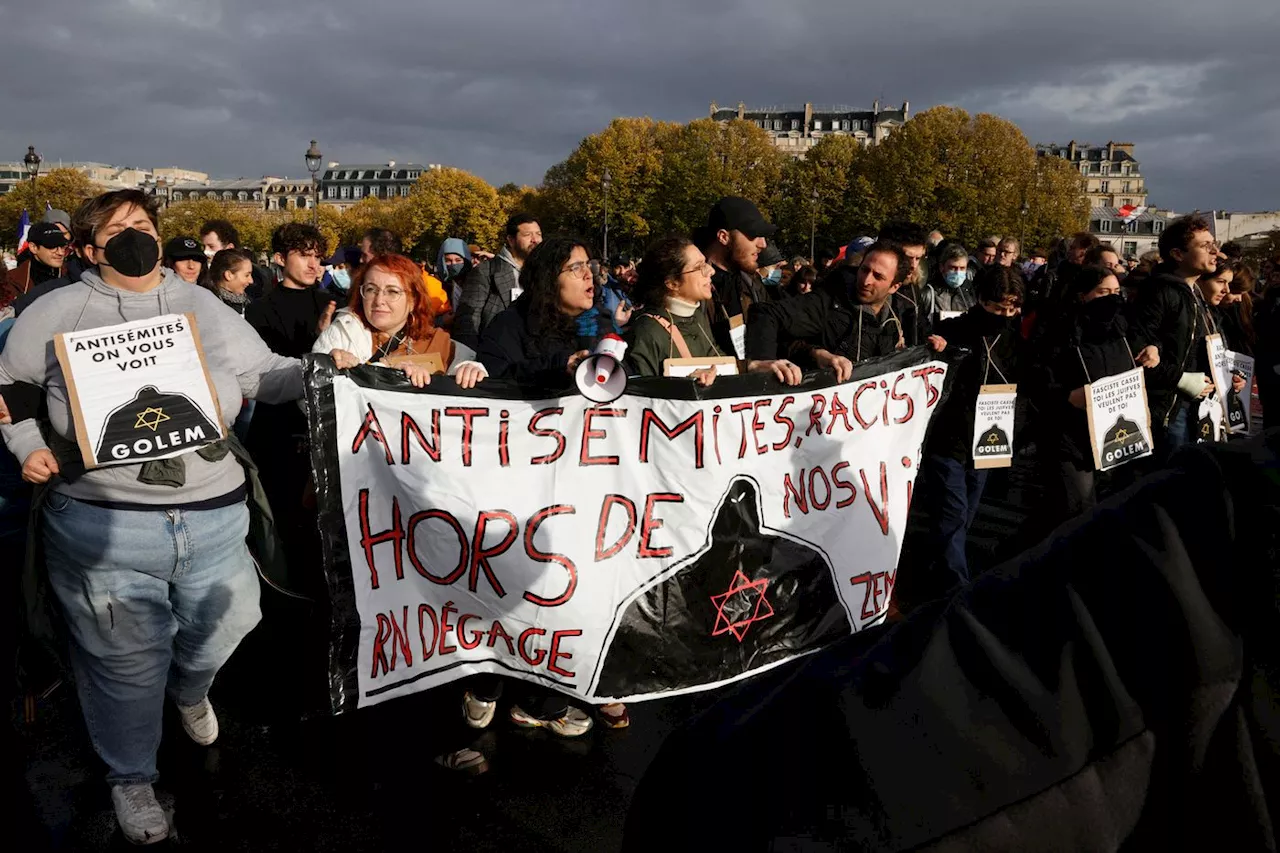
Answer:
[
  {"left": 476, "top": 236, "right": 596, "bottom": 385},
  {"left": 625, "top": 235, "right": 724, "bottom": 383}
]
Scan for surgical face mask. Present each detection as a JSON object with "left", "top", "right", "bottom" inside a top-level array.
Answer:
[
  {"left": 445, "top": 262, "right": 465, "bottom": 280},
  {"left": 944, "top": 269, "right": 967, "bottom": 289},
  {"left": 762, "top": 268, "right": 782, "bottom": 285},
  {"left": 96, "top": 228, "right": 160, "bottom": 277},
  {"left": 331, "top": 268, "right": 352, "bottom": 291},
  {"left": 204, "top": 247, "right": 216, "bottom": 260}
]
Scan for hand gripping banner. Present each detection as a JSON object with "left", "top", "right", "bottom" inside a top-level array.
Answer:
[{"left": 305, "top": 347, "right": 954, "bottom": 713}]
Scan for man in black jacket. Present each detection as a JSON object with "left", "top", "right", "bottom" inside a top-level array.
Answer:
[
  {"left": 1131, "top": 215, "right": 1219, "bottom": 458},
  {"left": 453, "top": 213, "right": 542, "bottom": 348},
  {"left": 917, "top": 265, "right": 1025, "bottom": 590},
  {"left": 700, "top": 197, "right": 775, "bottom": 358},
  {"left": 746, "top": 242, "right": 944, "bottom": 385}
]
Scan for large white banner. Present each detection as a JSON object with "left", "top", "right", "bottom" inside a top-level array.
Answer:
[{"left": 311, "top": 352, "right": 950, "bottom": 710}]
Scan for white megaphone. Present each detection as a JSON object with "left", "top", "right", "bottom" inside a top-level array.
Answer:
[{"left": 575, "top": 333, "right": 629, "bottom": 404}]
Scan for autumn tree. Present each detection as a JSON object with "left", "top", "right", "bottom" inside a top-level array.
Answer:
[
  {"left": 773, "top": 135, "right": 871, "bottom": 258},
  {"left": 336, "top": 196, "right": 408, "bottom": 248},
  {"left": 856, "top": 106, "right": 1086, "bottom": 249},
  {"left": 159, "top": 200, "right": 278, "bottom": 252},
  {"left": 538, "top": 117, "right": 676, "bottom": 253},
  {"left": 399, "top": 167, "right": 506, "bottom": 254},
  {"left": 0, "top": 168, "right": 97, "bottom": 246}
]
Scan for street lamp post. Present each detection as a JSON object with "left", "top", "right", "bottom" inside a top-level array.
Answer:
[
  {"left": 1019, "top": 198, "right": 1030, "bottom": 252},
  {"left": 602, "top": 168, "right": 612, "bottom": 261},
  {"left": 23, "top": 145, "right": 42, "bottom": 203},
  {"left": 810, "top": 188, "right": 820, "bottom": 262},
  {"left": 305, "top": 140, "right": 322, "bottom": 227}
]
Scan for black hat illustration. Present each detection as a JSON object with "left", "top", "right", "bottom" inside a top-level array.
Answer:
[
  {"left": 592, "top": 478, "right": 849, "bottom": 697},
  {"left": 1226, "top": 384, "right": 1247, "bottom": 429},
  {"left": 94, "top": 385, "right": 220, "bottom": 463},
  {"left": 1100, "top": 415, "right": 1148, "bottom": 467},
  {"left": 974, "top": 424, "right": 1010, "bottom": 455}
]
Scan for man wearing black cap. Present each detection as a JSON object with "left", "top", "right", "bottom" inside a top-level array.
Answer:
[
  {"left": 162, "top": 236, "right": 209, "bottom": 285},
  {"left": 700, "top": 196, "right": 776, "bottom": 357},
  {"left": 2, "top": 223, "right": 69, "bottom": 310}
]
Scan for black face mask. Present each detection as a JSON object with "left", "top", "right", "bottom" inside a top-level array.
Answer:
[
  {"left": 978, "top": 308, "right": 1016, "bottom": 334},
  {"left": 1082, "top": 294, "right": 1123, "bottom": 328},
  {"left": 97, "top": 228, "right": 160, "bottom": 278}
]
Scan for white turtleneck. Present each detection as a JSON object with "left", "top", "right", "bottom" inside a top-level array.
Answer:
[{"left": 666, "top": 296, "right": 700, "bottom": 318}]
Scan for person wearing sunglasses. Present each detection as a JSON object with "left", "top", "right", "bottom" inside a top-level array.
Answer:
[
  {"left": 313, "top": 253, "right": 486, "bottom": 389},
  {"left": 2, "top": 222, "right": 70, "bottom": 310}
]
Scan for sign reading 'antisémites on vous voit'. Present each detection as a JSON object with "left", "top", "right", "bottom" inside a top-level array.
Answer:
[{"left": 54, "top": 313, "right": 225, "bottom": 469}]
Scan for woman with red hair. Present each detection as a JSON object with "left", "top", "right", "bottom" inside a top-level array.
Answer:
[{"left": 313, "top": 253, "right": 486, "bottom": 388}]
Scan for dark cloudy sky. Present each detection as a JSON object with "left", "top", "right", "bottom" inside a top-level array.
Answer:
[{"left": 2, "top": 0, "right": 1277, "bottom": 216}]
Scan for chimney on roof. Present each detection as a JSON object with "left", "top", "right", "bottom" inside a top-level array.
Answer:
[
  {"left": 1107, "top": 141, "right": 1115, "bottom": 161},
  {"left": 327, "top": 161, "right": 338, "bottom": 168},
  {"left": 902, "top": 100, "right": 909, "bottom": 118},
  {"left": 388, "top": 161, "right": 396, "bottom": 168},
  {"left": 737, "top": 102, "right": 745, "bottom": 120},
  {"left": 804, "top": 102, "right": 813, "bottom": 135},
  {"left": 710, "top": 101, "right": 718, "bottom": 117},
  {"left": 873, "top": 99, "right": 880, "bottom": 114}
]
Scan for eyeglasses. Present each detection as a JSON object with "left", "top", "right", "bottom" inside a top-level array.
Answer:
[
  {"left": 680, "top": 262, "right": 714, "bottom": 277},
  {"left": 1191, "top": 240, "right": 1219, "bottom": 253},
  {"left": 360, "top": 286, "right": 406, "bottom": 301},
  {"left": 560, "top": 260, "right": 593, "bottom": 278}
]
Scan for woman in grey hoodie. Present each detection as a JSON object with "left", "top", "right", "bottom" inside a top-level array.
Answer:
[{"left": 0, "top": 190, "right": 303, "bottom": 845}]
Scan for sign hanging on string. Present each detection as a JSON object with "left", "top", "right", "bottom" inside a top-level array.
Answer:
[
  {"left": 1084, "top": 367, "right": 1153, "bottom": 471},
  {"left": 972, "top": 384, "right": 1016, "bottom": 469},
  {"left": 53, "top": 313, "right": 224, "bottom": 469}
]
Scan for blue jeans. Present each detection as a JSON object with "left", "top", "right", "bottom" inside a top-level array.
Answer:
[
  {"left": 1164, "top": 402, "right": 1190, "bottom": 455},
  {"left": 43, "top": 494, "right": 261, "bottom": 784},
  {"left": 921, "top": 455, "right": 989, "bottom": 586}
]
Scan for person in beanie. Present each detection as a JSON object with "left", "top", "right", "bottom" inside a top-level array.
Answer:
[
  {"left": 2, "top": 223, "right": 70, "bottom": 309},
  {"left": 163, "top": 236, "right": 208, "bottom": 285}
]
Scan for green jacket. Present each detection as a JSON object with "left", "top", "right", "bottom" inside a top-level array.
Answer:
[{"left": 626, "top": 308, "right": 724, "bottom": 377}]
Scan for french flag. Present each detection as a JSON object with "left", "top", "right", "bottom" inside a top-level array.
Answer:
[{"left": 16, "top": 209, "right": 30, "bottom": 254}]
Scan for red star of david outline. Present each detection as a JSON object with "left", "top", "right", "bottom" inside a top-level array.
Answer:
[{"left": 710, "top": 570, "right": 775, "bottom": 643}]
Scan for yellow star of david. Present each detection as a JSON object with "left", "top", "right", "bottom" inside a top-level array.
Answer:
[
  {"left": 134, "top": 407, "right": 170, "bottom": 431},
  {"left": 1113, "top": 428, "right": 1129, "bottom": 441},
  {"left": 986, "top": 433, "right": 1001, "bottom": 444}
]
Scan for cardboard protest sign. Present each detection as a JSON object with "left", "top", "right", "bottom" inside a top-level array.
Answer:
[
  {"left": 1084, "top": 367, "right": 1153, "bottom": 471},
  {"left": 728, "top": 315, "right": 747, "bottom": 360},
  {"left": 305, "top": 348, "right": 953, "bottom": 713},
  {"left": 1223, "top": 351, "right": 1254, "bottom": 435},
  {"left": 54, "top": 313, "right": 224, "bottom": 469},
  {"left": 664, "top": 356, "right": 739, "bottom": 378},
  {"left": 972, "top": 384, "right": 1016, "bottom": 469}
]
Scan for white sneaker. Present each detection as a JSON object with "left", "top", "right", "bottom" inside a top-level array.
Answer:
[
  {"left": 462, "top": 691, "right": 497, "bottom": 729},
  {"left": 509, "top": 705, "right": 593, "bottom": 737},
  {"left": 177, "top": 697, "right": 219, "bottom": 746},
  {"left": 110, "top": 783, "right": 170, "bottom": 845}
]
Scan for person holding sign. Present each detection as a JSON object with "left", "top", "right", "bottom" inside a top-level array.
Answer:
[
  {"left": 1131, "top": 216, "right": 1220, "bottom": 458},
  {"left": 1039, "top": 266, "right": 1159, "bottom": 521},
  {"left": 915, "top": 265, "right": 1025, "bottom": 588},
  {"left": 625, "top": 236, "right": 728, "bottom": 385},
  {"left": 0, "top": 190, "right": 307, "bottom": 844},
  {"left": 313, "top": 253, "right": 487, "bottom": 389}
]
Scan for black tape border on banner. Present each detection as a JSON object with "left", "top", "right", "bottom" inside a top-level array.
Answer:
[{"left": 305, "top": 345, "right": 968, "bottom": 714}]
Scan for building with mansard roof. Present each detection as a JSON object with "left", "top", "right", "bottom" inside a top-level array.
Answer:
[
  {"left": 709, "top": 100, "right": 910, "bottom": 156},
  {"left": 318, "top": 161, "right": 442, "bottom": 212}
]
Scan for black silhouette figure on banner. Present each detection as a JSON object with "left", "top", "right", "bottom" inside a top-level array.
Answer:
[
  {"left": 974, "top": 424, "right": 1010, "bottom": 459},
  {"left": 593, "top": 478, "right": 851, "bottom": 698},
  {"left": 1100, "top": 416, "right": 1149, "bottom": 470},
  {"left": 1226, "top": 371, "right": 1248, "bottom": 431},
  {"left": 94, "top": 384, "right": 221, "bottom": 464}
]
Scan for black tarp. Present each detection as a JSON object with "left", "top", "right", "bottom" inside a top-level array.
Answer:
[{"left": 625, "top": 431, "right": 1280, "bottom": 851}]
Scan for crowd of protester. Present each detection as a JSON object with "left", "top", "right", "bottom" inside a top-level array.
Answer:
[{"left": 1, "top": 187, "right": 1278, "bottom": 844}]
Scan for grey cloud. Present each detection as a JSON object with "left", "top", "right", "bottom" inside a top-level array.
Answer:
[{"left": 0, "top": 0, "right": 1276, "bottom": 213}]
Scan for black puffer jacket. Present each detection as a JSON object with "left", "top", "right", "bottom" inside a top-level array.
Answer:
[
  {"left": 1131, "top": 272, "right": 1209, "bottom": 428},
  {"left": 924, "top": 306, "right": 1023, "bottom": 463},
  {"left": 746, "top": 267, "right": 902, "bottom": 366}
]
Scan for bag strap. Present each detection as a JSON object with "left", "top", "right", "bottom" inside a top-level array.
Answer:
[{"left": 650, "top": 314, "right": 694, "bottom": 360}]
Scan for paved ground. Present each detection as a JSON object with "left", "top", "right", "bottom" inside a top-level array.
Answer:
[{"left": 14, "top": 452, "right": 1047, "bottom": 852}]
